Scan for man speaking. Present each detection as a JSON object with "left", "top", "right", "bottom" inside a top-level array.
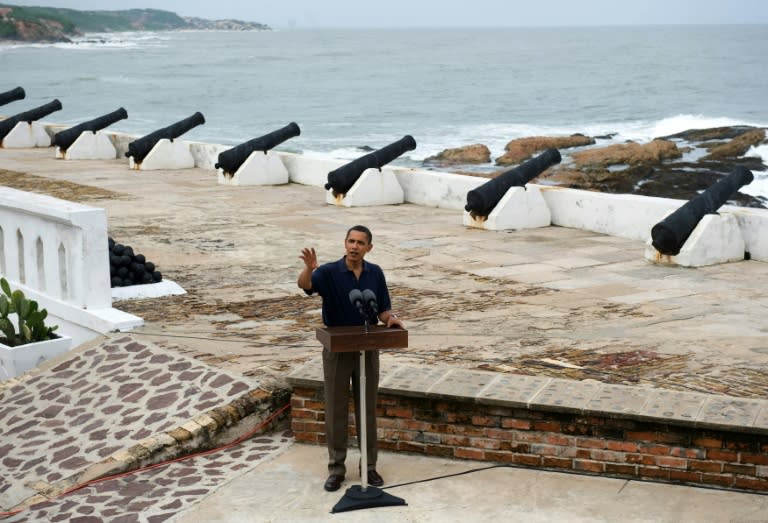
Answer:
[{"left": 298, "top": 225, "right": 403, "bottom": 492}]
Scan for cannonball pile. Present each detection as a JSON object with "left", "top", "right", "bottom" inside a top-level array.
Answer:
[{"left": 109, "top": 237, "right": 162, "bottom": 287}]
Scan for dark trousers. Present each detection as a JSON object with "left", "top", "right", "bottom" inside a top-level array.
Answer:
[{"left": 322, "top": 348, "right": 379, "bottom": 476}]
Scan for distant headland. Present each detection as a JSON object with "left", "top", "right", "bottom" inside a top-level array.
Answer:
[{"left": 0, "top": 4, "right": 270, "bottom": 43}]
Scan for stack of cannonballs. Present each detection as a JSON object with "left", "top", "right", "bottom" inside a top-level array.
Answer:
[{"left": 108, "top": 237, "right": 162, "bottom": 287}]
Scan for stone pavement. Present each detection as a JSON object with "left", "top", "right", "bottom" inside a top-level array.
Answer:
[
  {"left": 175, "top": 443, "right": 768, "bottom": 523},
  {"left": 1, "top": 148, "right": 767, "bottom": 400},
  {"left": 7, "top": 431, "right": 767, "bottom": 522},
  {"left": 0, "top": 336, "right": 289, "bottom": 519},
  {"left": 3, "top": 429, "right": 293, "bottom": 523},
  {"left": 1, "top": 147, "right": 768, "bottom": 520}
]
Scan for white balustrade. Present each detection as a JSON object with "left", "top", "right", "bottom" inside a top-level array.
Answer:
[{"left": 0, "top": 187, "right": 142, "bottom": 347}]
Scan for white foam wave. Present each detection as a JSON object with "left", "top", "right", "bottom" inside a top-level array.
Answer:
[
  {"left": 615, "top": 114, "right": 767, "bottom": 142},
  {"left": 740, "top": 172, "right": 768, "bottom": 200},
  {"left": 0, "top": 31, "right": 172, "bottom": 51},
  {"left": 307, "top": 147, "right": 374, "bottom": 162},
  {"left": 740, "top": 144, "right": 768, "bottom": 200},
  {"left": 745, "top": 143, "right": 768, "bottom": 163}
]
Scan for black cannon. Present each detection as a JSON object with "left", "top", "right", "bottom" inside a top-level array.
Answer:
[
  {"left": 465, "top": 148, "right": 561, "bottom": 216},
  {"left": 0, "top": 99, "right": 62, "bottom": 141},
  {"left": 325, "top": 135, "right": 416, "bottom": 194},
  {"left": 125, "top": 111, "right": 205, "bottom": 163},
  {"left": 215, "top": 122, "right": 301, "bottom": 174},
  {"left": 53, "top": 107, "right": 128, "bottom": 151},
  {"left": 651, "top": 166, "right": 754, "bottom": 255},
  {"left": 0, "top": 86, "right": 25, "bottom": 107}
]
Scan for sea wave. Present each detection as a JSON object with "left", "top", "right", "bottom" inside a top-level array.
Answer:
[
  {"left": 0, "top": 31, "right": 172, "bottom": 51},
  {"left": 746, "top": 143, "right": 768, "bottom": 164},
  {"left": 614, "top": 114, "right": 768, "bottom": 141},
  {"left": 741, "top": 144, "right": 768, "bottom": 199}
]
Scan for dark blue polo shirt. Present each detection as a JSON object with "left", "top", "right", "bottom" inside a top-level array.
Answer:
[{"left": 308, "top": 256, "right": 392, "bottom": 327}]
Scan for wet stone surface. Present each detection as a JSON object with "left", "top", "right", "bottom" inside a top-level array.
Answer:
[
  {"left": 0, "top": 336, "right": 258, "bottom": 511},
  {"left": 4, "top": 430, "right": 293, "bottom": 522},
  {"left": 476, "top": 374, "right": 552, "bottom": 408}
]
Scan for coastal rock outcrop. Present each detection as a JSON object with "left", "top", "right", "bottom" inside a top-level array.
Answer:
[
  {"left": 659, "top": 126, "right": 758, "bottom": 142},
  {"left": 538, "top": 127, "right": 767, "bottom": 208},
  {"left": 495, "top": 134, "right": 595, "bottom": 165},
  {"left": 702, "top": 128, "right": 765, "bottom": 160},
  {"left": 427, "top": 126, "right": 766, "bottom": 209},
  {"left": 425, "top": 144, "right": 491, "bottom": 165},
  {"left": 569, "top": 139, "right": 682, "bottom": 168}
]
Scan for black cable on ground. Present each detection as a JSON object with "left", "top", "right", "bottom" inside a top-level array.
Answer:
[
  {"left": 382, "top": 462, "right": 763, "bottom": 497},
  {"left": 382, "top": 463, "right": 512, "bottom": 489}
]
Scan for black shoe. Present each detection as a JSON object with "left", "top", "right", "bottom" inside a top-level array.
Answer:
[
  {"left": 367, "top": 469, "right": 384, "bottom": 487},
  {"left": 324, "top": 474, "right": 344, "bottom": 492}
]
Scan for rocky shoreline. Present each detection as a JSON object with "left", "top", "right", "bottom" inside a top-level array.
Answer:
[{"left": 425, "top": 125, "right": 767, "bottom": 208}]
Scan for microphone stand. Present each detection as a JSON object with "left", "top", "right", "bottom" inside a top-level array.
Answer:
[
  {"left": 359, "top": 314, "right": 370, "bottom": 489},
  {"left": 332, "top": 300, "right": 406, "bottom": 513}
]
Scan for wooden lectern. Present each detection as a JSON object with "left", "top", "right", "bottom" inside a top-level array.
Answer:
[
  {"left": 316, "top": 324, "right": 408, "bottom": 353},
  {"left": 316, "top": 324, "right": 408, "bottom": 512}
]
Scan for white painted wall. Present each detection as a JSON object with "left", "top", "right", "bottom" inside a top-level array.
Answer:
[
  {"left": 0, "top": 187, "right": 142, "bottom": 347},
  {"left": 0, "top": 187, "right": 110, "bottom": 309},
  {"left": 728, "top": 206, "right": 768, "bottom": 261},
  {"left": 393, "top": 167, "right": 484, "bottom": 210},
  {"left": 280, "top": 152, "right": 344, "bottom": 187},
  {"left": 537, "top": 186, "right": 681, "bottom": 241},
  {"left": 188, "top": 140, "right": 229, "bottom": 171},
  {"left": 39, "top": 123, "right": 768, "bottom": 262}
]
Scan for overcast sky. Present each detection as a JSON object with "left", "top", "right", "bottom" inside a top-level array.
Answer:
[{"left": 6, "top": 0, "right": 768, "bottom": 28}]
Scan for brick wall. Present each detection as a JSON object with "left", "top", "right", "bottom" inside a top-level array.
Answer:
[{"left": 290, "top": 386, "right": 768, "bottom": 493}]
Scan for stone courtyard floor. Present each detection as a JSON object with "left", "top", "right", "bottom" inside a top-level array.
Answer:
[
  {"left": 1, "top": 147, "right": 767, "bottom": 521},
  {"left": 2, "top": 148, "right": 767, "bottom": 398}
]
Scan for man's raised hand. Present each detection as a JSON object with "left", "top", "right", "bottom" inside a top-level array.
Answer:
[{"left": 300, "top": 247, "right": 318, "bottom": 270}]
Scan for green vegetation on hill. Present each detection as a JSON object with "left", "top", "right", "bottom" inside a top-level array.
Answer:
[
  {"left": 0, "top": 3, "right": 267, "bottom": 41},
  {"left": 0, "top": 5, "right": 76, "bottom": 31},
  {"left": 0, "top": 19, "right": 16, "bottom": 38},
  {"left": 41, "top": 7, "right": 186, "bottom": 32}
]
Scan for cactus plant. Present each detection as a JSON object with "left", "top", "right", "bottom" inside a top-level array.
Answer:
[{"left": 0, "top": 277, "right": 58, "bottom": 347}]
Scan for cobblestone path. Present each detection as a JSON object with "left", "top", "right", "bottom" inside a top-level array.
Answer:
[
  {"left": 3, "top": 430, "right": 294, "bottom": 522},
  {"left": 0, "top": 336, "right": 263, "bottom": 514}
]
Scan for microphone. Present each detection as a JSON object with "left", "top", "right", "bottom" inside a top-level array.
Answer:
[
  {"left": 348, "top": 289, "right": 365, "bottom": 316},
  {"left": 362, "top": 289, "right": 378, "bottom": 315}
]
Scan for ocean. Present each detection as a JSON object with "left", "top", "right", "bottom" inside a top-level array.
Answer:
[{"left": 2, "top": 25, "right": 767, "bottom": 197}]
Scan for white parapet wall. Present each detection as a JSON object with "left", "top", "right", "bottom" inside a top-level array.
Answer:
[
  {"left": 110, "top": 130, "right": 768, "bottom": 263},
  {"left": 39, "top": 122, "right": 768, "bottom": 262},
  {"left": 0, "top": 187, "right": 110, "bottom": 309},
  {"left": 729, "top": 206, "right": 768, "bottom": 261},
  {"left": 188, "top": 140, "right": 230, "bottom": 171},
  {"left": 280, "top": 151, "right": 345, "bottom": 187},
  {"left": 538, "top": 186, "right": 681, "bottom": 241},
  {"left": 0, "top": 187, "right": 142, "bottom": 348},
  {"left": 536, "top": 185, "right": 768, "bottom": 261},
  {"left": 393, "top": 166, "right": 485, "bottom": 210}
]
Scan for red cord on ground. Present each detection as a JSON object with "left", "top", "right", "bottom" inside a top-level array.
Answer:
[{"left": 0, "top": 402, "right": 291, "bottom": 519}]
